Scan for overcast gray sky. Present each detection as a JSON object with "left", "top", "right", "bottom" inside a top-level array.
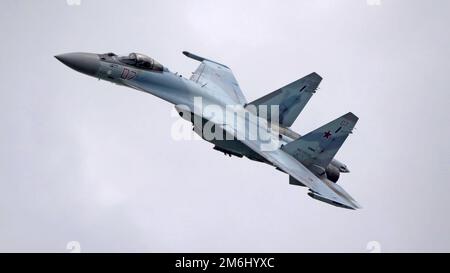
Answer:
[{"left": 0, "top": 0, "right": 449, "bottom": 252}]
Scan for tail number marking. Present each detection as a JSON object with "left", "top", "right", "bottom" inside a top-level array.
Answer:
[{"left": 121, "top": 68, "right": 137, "bottom": 80}]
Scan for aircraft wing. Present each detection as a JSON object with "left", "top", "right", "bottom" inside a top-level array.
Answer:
[
  {"left": 183, "top": 51, "right": 247, "bottom": 105},
  {"left": 214, "top": 110, "right": 361, "bottom": 209},
  {"left": 242, "top": 137, "right": 360, "bottom": 209}
]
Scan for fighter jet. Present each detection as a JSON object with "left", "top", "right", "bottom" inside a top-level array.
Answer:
[{"left": 55, "top": 51, "right": 360, "bottom": 209}]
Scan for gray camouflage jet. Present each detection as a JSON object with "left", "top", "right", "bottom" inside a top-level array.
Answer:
[{"left": 55, "top": 51, "right": 360, "bottom": 209}]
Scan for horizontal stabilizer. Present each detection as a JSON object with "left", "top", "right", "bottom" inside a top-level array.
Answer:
[{"left": 289, "top": 176, "right": 306, "bottom": 187}]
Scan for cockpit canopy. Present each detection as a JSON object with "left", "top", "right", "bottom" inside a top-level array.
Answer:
[{"left": 119, "top": 53, "right": 164, "bottom": 72}]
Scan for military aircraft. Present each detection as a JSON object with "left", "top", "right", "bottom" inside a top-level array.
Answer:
[{"left": 55, "top": 51, "right": 360, "bottom": 209}]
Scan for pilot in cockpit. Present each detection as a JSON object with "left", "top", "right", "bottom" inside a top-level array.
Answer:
[{"left": 119, "top": 53, "right": 165, "bottom": 72}]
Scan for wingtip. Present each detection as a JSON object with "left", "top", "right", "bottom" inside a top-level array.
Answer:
[
  {"left": 343, "top": 200, "right": 362, "bottom": 210},
  {"left": 351, "top": 201, "right": 363, "bottom": 210},
  {"left": 347, "top": 195, "right": 363, "bottom": 209}
]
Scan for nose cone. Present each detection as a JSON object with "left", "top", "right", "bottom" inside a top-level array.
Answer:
[{"left": 55, "top": 52, "right": 100, "bottom": 77}]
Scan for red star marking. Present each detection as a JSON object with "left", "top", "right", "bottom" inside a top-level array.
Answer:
[{"left": 323, "top": 131, "right": 332, "bottom": 139}]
